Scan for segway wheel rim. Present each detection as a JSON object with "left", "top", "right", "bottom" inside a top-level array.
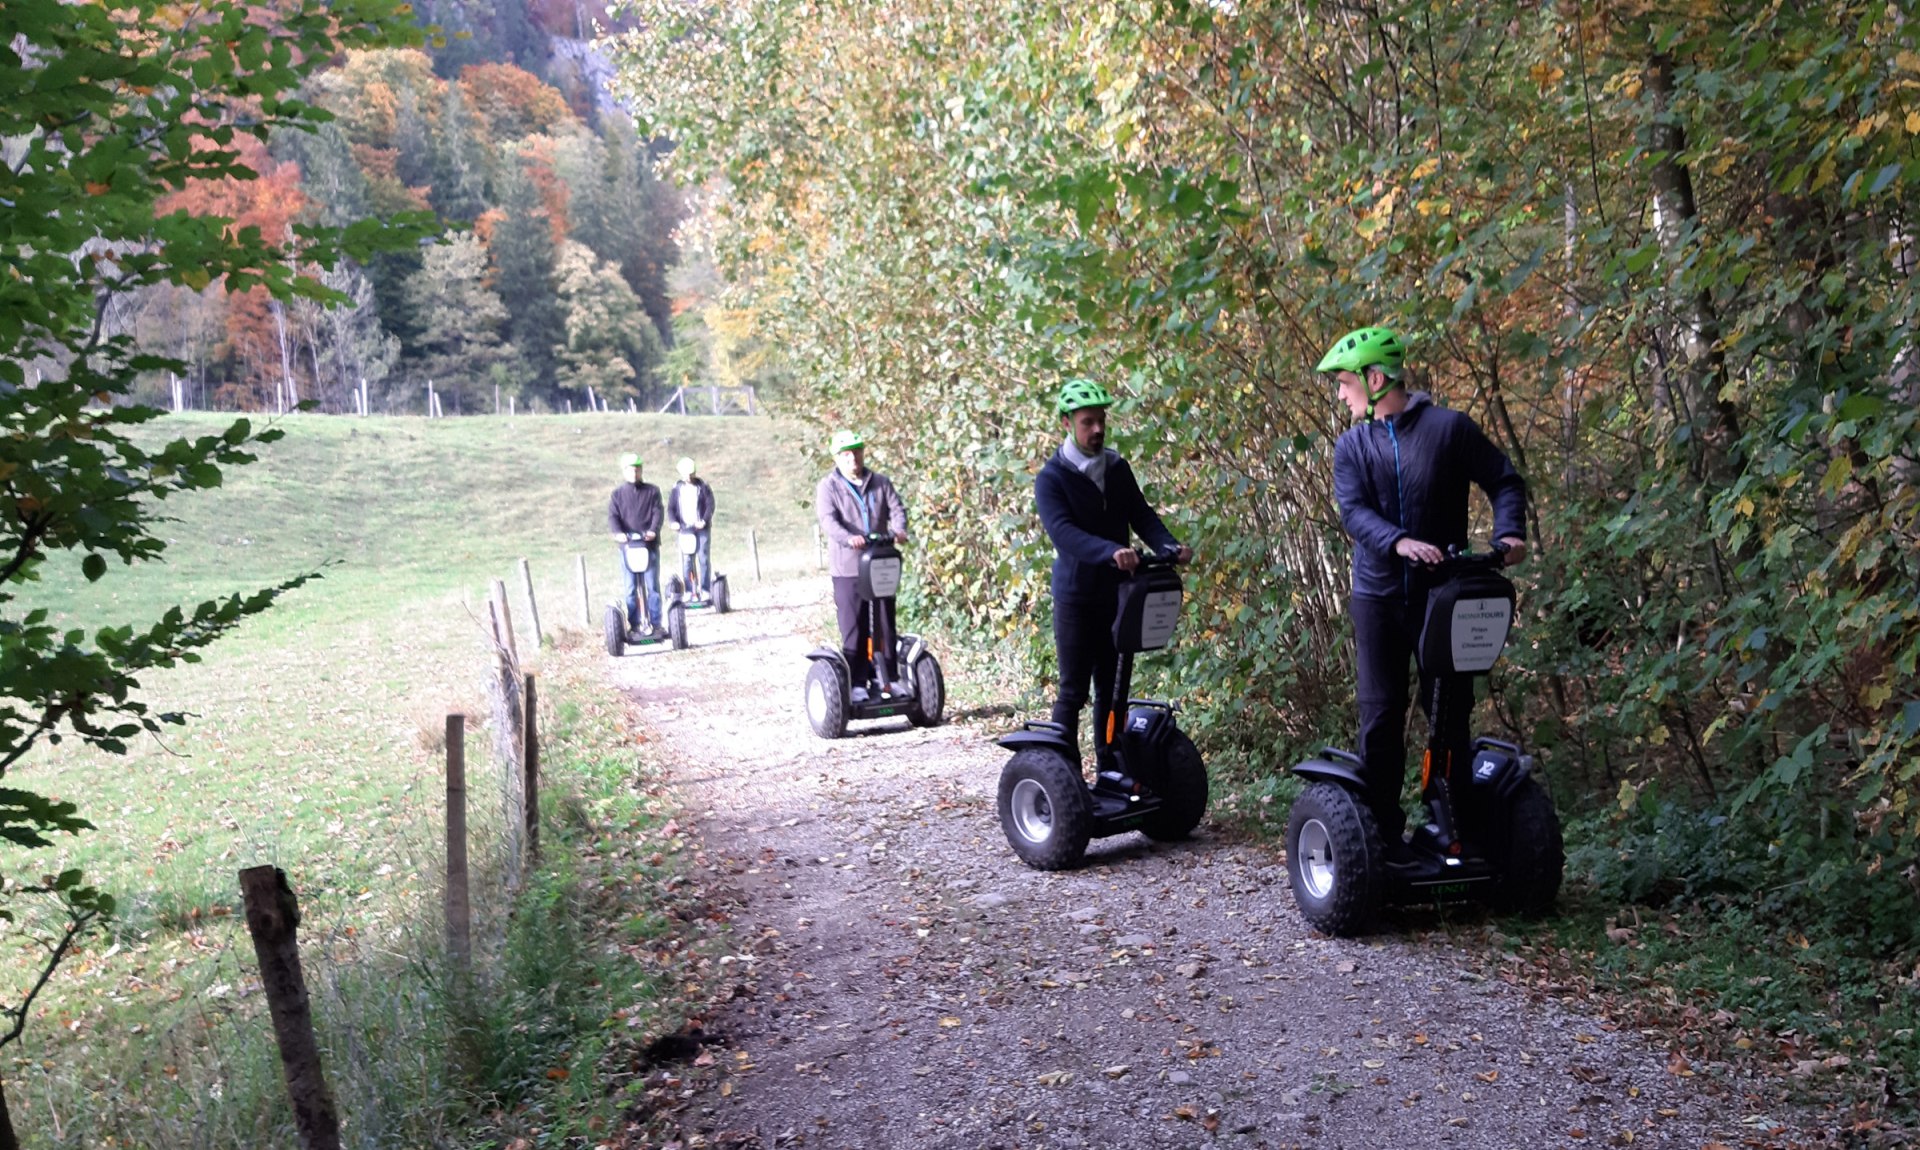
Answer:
[
  {"left": 1008, "top": 777, "right": 1055, "bottom": 845},
  {"left": 1295, "top": 817, "right": 1337, "bottom": 900}
]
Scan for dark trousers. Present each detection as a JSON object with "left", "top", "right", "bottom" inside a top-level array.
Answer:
[
  {"left": 1051, "top": 594, "right": 1120, "bottom": 770},
  {"left": 831, "top": 576, "right": 895, "bottom": 686},
  {"left": 1351, "top": 594, "right": 1473, "bottom": 841}
]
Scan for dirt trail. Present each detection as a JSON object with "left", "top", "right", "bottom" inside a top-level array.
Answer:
[{"left": 609, "top": 578, "right": 1814, "bottom": 1150}]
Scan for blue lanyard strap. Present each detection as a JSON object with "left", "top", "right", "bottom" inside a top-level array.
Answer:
[{"left": 840, "top": 474, "right": 872, "bottom": 533}]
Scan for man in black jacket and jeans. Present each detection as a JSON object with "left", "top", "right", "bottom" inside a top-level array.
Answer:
[
  {"left": 1035, "top": 378, "right": 1191, "bottom": 774},
  {"left": 607, "top": 452, "right": 665, "bottom": 641},
  {"left": 1316, "top": 325, "right": 1529, "bottom": 860}
]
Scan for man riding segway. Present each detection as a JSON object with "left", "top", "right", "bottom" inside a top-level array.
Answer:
[
  {"left": 607, "top": 452, "right": 666, "bottom": 643},
  {"left": 1035, "top": 378, "right": 1192, "bottom": 775},
  {"left": 669, "top": 455, "right": 717, "bottom": 603},
  {"left": 815, "top": 430, "right": 908, "bottom": 704},
  {"left": 1318, "top": 325, "right": 1529, "bottom": 866}
]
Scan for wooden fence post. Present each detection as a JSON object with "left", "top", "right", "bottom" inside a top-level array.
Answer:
[
  {"left": 748, "top": 528, "right": 761, "bottom": 583},
  {"left": 576, "top": 554, "right": 592, "bottom": 628},
  {"left": 523, "top": 673, "right": 539, "bottom": 867},
  {"left": 518, "top": 558, "right": 543, "bottom": 648},
  {"left": 490, "top": 577, "right": 519, "bottom": 666},
  {"left": 239, "top": 865, "right": 343, "bottom": 1150},
  {"left": 813, "top": 523, "right": 824, "bottom": 571},
  {"left": 444, "top": 715, "right": 471, "bottom": 968}
]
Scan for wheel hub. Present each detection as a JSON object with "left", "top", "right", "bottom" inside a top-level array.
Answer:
[
  {"left": 1297, "top": 817, "right": 1337, "bottom": 900},
  {"left": 1008, "top": 778, "right": 1054, "bottom": 844},
  {"left": 807, "top": 678, "right": 828, "bottom": 725}
]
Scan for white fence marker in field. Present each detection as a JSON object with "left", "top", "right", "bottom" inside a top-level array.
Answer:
[
  {"left": 576, "top": 554, "right": 591, "bottom": 629},
  {"left": 490, "top": 578, "right": 519, "bottom": 665},
  {"left": 518, "top": 557, "right": 543, "bottom": 647},
  {"left": 813, "top": 523, "right": 825, "bottom": 570},
  {"left": 748, "top": 528, "right": 761, "bottom": 583}
]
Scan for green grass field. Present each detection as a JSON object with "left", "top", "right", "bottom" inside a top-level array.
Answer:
[{"left": 0, "top": 411, "right": 819, "bottom": 1144}]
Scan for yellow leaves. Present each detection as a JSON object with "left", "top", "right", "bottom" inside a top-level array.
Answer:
[
  {"left": 1896, "top": 50, "right": 1920, "bottom": 74},
  {"left": 1862, "top": 678, "right": 1895, "bottom": 711},
  {"left": 1528, "top": 61, "right": 1564, "bottom": 92},
  {"left": 1908, "top": 111, "right": 1920, "bottom": 136},
  {"left": 1810, "top": 156, "right": 1838, "bottom": 193},
  {"left": 1409, "top": 157, "right": 1440, "bottom": 181}
]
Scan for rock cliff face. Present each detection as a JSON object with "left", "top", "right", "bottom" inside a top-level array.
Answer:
[{"left": 549, "top": 35, "right": 627, "bottom": 122}]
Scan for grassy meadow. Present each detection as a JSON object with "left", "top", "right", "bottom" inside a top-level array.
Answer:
[{"left": 1, "top": 410, "right": 818, "bottom": 1146}]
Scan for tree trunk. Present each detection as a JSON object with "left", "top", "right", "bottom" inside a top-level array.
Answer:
[{"left": 1646, "top": 52, "right": 1742, "bottom": 480}]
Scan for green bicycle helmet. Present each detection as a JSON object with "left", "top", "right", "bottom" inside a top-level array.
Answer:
[
  {"left": 1315, "top": 326, "right": 1407, "bottom": 378},
  {"left": 1316, "top": 326, "right": 1408, "bottom": 418},
  {"left": 1055, "top": 377, "right": 1115, "bottom": 417}
]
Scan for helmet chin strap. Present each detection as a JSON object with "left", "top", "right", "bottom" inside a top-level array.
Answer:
[{"left": 1364, "top": 371, "right": 1395, "bottom": 421}]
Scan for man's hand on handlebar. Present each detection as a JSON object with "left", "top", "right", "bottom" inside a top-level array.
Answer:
[
  {"left": 1176, "top": 545, "right": 1194, "bottom": 564},
  {"left": 1112, "top": 547, "right": 1140, "bottom": 572},
  {"left": 1497, "top": 536, "right": 1528, "bottom": 567},
  {"left": 1394, "top": 536, "right": 1445, "bottom": 565},
  {"left": 847, "top": 535, "right": 866, "bottom": 549},
  {"left": 893, "top": 531, "right": 908, "bottom": 544}
]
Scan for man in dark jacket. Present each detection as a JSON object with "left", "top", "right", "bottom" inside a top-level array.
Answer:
[
  {"left": 669, "top": 455, "right": 717, "bottom": 601},
  {"left": 1035, "top": 378, "right": 1191, "bottom": 774},
  {"left": 815, "top": 429, "right": 908, "bottom": 699},
  {"left": 607, "top": 451, "right": 665, "bottom": 640},
  {"left": 1317, "top": 325, "right": 1529, "bottom": 858}
]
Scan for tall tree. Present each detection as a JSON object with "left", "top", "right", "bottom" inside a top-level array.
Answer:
[
  {"left": 407, "top": 233, "right": 517, "bottom": 405},
  {"left": 490, "top": 159, "right": 567, "bottom": 393}
]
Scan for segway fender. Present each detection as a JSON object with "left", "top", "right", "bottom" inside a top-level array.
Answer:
[
  {"left": 805, "top": 648, "right": 849, "bottom": 672},
  {"left": 994, "top": 721, "right": 1076, "bottom": 759},
  {"left": 1291, "top": 755, "right": 1367, "bottom": 791},
  {"left": 899, "top": 633, "right": 928, "bottom": 667}
]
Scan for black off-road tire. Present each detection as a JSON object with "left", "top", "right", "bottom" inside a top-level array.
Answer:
[
  {"left": 712, "top": 575, "right": 731, "bottom": 614},
  {"left": 1285, "top": 782, "right": 1385, "bottom": 937},
  {"left": 997, "top": 749, "right": 1093, "bottom": 870},
  {"left": 906, "top": 654, "right": 945, "bottom": 728},
  {"left": 666, "top": 575, "right": 684, "bottom": 599},
  {"left": 804, "top": 660, "right": 849, "bottom": 739},
  {"left": 1481, "top": 775, "right": 1564, "bottom": 916},
  {"left": 667, "top": 602, "right": 689, "bottom": 650},
  {"left": 1139, "top": 730, "right": 1208, "bottom": 842},
  {"left": 603, "top": 604, "right": 625, "bottom": 657}
]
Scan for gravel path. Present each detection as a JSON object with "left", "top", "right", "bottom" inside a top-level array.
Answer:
[{"left": 609, "top": 579, "right": 1822, "bottom": 1150}]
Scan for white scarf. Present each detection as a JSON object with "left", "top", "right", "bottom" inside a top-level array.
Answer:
[{"left": 1062, "top": 436, "right": 1108, "bottom": 492}]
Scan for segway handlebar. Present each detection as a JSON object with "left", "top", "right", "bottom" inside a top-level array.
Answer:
[
  {"left": 863, "top": 530, "right": 903, "bottom": 546},
  {"left": 1431, "top": 541, "right": 1511, "bottom": 573},
  {"left": 1127, "top": 546, "right": 1187, "bottom": 570}
]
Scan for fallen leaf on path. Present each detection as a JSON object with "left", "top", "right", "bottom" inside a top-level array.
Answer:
[
  {"left": 938, "top": 1017, "right": 961, "bottom": 1028},
  {"left": 1475, "top": 1070, "right": 1498, "bottom": 1083}
]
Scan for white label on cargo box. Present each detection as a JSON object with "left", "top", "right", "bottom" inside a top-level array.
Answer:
[
  {"left": 1139, "top": 590, "right": 1182, "bottom": 650},
  {"left": 1450, "top": 597, "right": 1512, "bottom": 672},
  {"left": 868, "top": 556, "right": 901, "bottom": 599}
]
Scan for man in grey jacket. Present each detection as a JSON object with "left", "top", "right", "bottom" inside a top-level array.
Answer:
[{"left": 814, "top": 429, "right": 908, "bottom": 699}]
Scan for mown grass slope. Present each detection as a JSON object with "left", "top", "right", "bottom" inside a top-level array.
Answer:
[{"left": 1, "top": 410, "right": 818, "bottom": 1143}]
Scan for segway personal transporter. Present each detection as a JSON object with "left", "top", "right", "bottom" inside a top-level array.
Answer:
[
  {"left": 603, "top": 535, "right": 688, "bottom": 655},
  {"left": 666, "top": 528, "right": 730, "bottom": 615},
  {"left": 1285, "top": 543, "right": 1562, "bottom": 935},
  {"left": 803, "top": 532, "right": 945, "bottom": 737},
  {"left": 993, "top": 549, "right": 1207, "bottom": 870}
]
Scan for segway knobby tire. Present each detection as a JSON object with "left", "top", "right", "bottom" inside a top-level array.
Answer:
[
  {"left": 603, "top": 604, "right": 626, "bottom": 657},
  {"left": 997, "top": 750, "right": 1092, "bottom": 870},
  {"left": 712, "top": 575, "right": 731, "bottom": 614},
  {"left": 1139, "top": 730, "right": 1207, "bottom": 842},
  {"left": 1480, "top": 775, "right": 1564, "bottom": 916},
  {"left": 667, "top": 602, "right": 689, "bottom": 650},
  {"left": 1285, "top": 782, "right": 1384, "bottom": 936},
  {"left": 804, "top": 660, "right": 849, "bottom": 739},
  {"left": 906, "top": 654, "right": 945, "bottom": 728}
]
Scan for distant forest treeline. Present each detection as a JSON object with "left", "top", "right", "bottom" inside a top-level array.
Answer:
[{"left": 111, "top": 0, "right": 731, "bottom": 415}]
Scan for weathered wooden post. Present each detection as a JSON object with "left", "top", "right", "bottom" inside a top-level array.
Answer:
[
  {"left": 813, "top": 523, "right": 824, "bottom": 571},
  {"left": 490, "top": 577, "right": 519, "bottom": 666},
  {"left": 576, "top": 554, "right": 592, "bottom": 629},
  {"left": 444, "top": 715, "right": 471, "bottom": 969},
  {"left": 518, "top": 558, "right": 543, "bottom": 648},
  {"left": 239, "top": 865, "right": 343, "bottom": 1150},
  {"left": 523, "top": 673, "right": 540, "bottom": 866},
  {"left": 748, "top": 528, "right": 762, "bottom": 583}
]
